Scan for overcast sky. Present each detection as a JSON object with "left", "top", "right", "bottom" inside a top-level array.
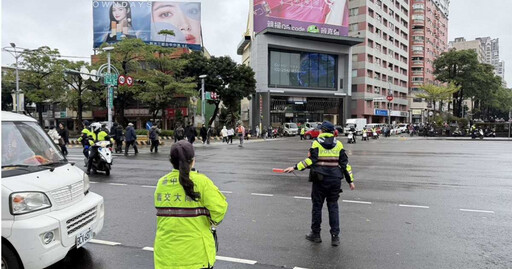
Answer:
[{"left": 1, "top": 0, "right": 511, "bottom": 85}]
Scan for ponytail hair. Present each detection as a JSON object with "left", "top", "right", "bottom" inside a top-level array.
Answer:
[{"left": 170, "top": 141, "right": 200, "bottom": 201}]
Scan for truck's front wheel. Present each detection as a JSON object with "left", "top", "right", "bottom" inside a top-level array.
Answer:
[{"left": 2, "top": 242, "right": 21, "bottom": 269}]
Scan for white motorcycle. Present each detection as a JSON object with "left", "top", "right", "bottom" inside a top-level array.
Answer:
[
  {"left": 84, "top": 141, "right": 113, "bottom": 176},
  {"left": 347, "top": 131, "right": 356, "bottom": 144},
  {"left": 362, "top": 131, "right": 368, "bottom": 141}
]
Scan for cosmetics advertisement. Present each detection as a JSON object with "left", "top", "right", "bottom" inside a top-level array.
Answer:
[
  {"left": 253, "top": 0, "right": 349, "bottom": 37},
  {"left": 93, "top": 1, "right": 202, "bottom": 50}
]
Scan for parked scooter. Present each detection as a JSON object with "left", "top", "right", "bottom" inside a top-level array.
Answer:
[
  {"left": 347, "top": 131, "right": 356, "bottom": 144},
  {"left": 84, "top": 141, "right": 113, "bottom": 175},
  {"left": 484, "top": 128, "right": 496, "bottom": 137},
  {"left": 372, "top": 131, "right": 379, "bottom": 139}
]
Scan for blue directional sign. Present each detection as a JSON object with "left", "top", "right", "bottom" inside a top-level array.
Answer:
[{"left": 374, "top": 109, "right": 388, "bottom": 116}]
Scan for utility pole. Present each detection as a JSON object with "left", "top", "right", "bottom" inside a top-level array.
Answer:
[
  {"left": 199, "top": 74, "right": 207, "bottom": 126},
  {"left": 2, "top": 43, "right": 24, "bottom": 113},
  {"left": 103, "top": 47, "right": 115, "bottom": 129}
]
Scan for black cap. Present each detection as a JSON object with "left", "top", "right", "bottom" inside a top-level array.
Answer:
[{"left": 318, "top": 121, "right": 335, "bottom": 132}]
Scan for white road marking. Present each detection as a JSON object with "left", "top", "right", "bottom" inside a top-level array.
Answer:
[
  {"left": 342, "top": 200, "right": 372, "bottom": 205},
  {"left": 66, "top": 157, "right": 83, "bottom": 160},
  {"left": 141, "top": 248, "right": 258, "bottom": 265},
  {"left": 90, "top": 239, "right": 121, "bottom": 246},
  {"left": 90, "top": 181, "right": 99, "bottom": 184},
  {"left": 399, "top": 204, "right": 430, "bottom": 209},
  {"left": 141, "top": 185, "right": 156, "bottom": 189},
  {"left": 109, "top": 183, "right": 127, "bottom": 186},
  {"left": 251, "top": 193, "right": 274, "bottom": 197},
  {"left": 293, "top": 196, "right": 311, "bottom": 200},
  {"left": 293, "top": 267, "right": 310, "bottom": 269},
  {"left": 216, "top": 256, "right": 258, "bottom": 265},
  {"left": 460, "top": 209, "right": 495, "bottom": 214},
  {"left": 220, "top": 191, "right": 233, "bottom": 194}
]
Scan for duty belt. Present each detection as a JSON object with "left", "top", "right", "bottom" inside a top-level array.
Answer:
[{"left": 156, "top": 207, "right": 210, "bottom": 217}]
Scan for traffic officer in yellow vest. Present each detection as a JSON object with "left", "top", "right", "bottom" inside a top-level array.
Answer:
[
  {"left": 284, "top": 121, "right": 355, "bottom": 246},
  {"left": 300, "top": 125, "right": 306, "bottom": 140},
  {"left": 154, "top": 141, "right": 228, "bottom": 269},
  {"left": 85, "top": 122, "right": 114, "bottom": 174}
]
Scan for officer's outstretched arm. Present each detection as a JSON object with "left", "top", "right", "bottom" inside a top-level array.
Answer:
[
  {"left": 339, "top": 149, "right": 354, "bottom": 184},
  {"left": 200, "top": 179, "right": 228, "bottom": 226},
  {"left": 295, "top": 148, "right": 319, "bottom": 171}
]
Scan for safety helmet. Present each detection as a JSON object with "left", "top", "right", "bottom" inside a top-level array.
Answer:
[
  {"left": 90, "top": 122, "right": 101, "bottom": 133},
  {"left": 83, "top": 120, "right": 90, "bottom": 127}
]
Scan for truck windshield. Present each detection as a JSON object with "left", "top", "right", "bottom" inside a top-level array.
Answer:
[
  {"left": 2, "top": 121, "right": 65, "bottom": 170},
  {"left": 289, "top": 123, "right": 298, "bottom": 128}
]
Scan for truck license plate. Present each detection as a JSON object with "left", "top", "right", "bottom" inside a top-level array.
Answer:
[{"left": 76, "top": 228, "right": 93, "bottom": 248}]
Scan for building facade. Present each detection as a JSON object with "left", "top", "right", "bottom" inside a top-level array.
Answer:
[
  {"left": 449, "top": 37, "right": 486, "bottom": 62},
  {"left": 348, "top": 0, "right": 410, "bottom": 124},
  {"left": 477, "top": 37, "right": 506, "bottom": 85},
  {"left": 409, "top": 0, "right": 449, "bottom": 123},
  {"left": 239, "top": 0, "right": 363, "bottom": 131}
]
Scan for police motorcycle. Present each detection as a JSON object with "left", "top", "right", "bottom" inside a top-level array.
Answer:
[
  {"left": 362, "top": 130, "right": 369, "bottom": 141},
  {"left": 347, "top": 131, "right": 356, "bottom": 144},
  {"left": 471, "top": 128, "right": 484, "bottom": 140},
  {"left": 83, "top": 123, "right": 114, "bottom": 175}
]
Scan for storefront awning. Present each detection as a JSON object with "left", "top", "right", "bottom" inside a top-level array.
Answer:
[{"left": 261, "top": 28, "right": 364, "bottom": 47}]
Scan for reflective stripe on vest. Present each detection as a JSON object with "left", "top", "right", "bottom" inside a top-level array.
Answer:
[{"left": 156, "top": 207, "right": 210, "bottom": 218}]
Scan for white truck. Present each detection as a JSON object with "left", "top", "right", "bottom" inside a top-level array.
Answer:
[
  {"left": 283, "top": 123, "right": 299, "bottom": 136},
  {"left": 2, "top": 112, "right": 104, "bottom": 269},
  {"left": 344, "top": 118, "right": 367, "bottom": 135}
]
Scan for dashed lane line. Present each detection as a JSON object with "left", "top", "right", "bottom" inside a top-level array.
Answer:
[
  {"left": 293, "top": 267, "right": 310, "bottom": 269},
  {"left": 342, "top": 200, "right": 372, "bottom": 205},
  {"left": 90, "top": 239, "right": 122, "bottom": 246},
  {"left": 399, "top": 204, "right": 430, "bottom": 209},
  {"left": 220, "top": 191, "right": 233, "bottom": 194},
  {"left": 141, "top": 185, "right": 157, "bottom": 189},
  {"left": 460, "top": 209, "right": 495, "bottom": 214},
  {"left": 109, "top": 183, "right": 128, "bottom": 186},
  {"left": 216, "top": 256, "right": 258, "bottom": 265},
  {"left": 293, "top": 196, "right": 311, "bottom": 200},
  {"left": 251, "top": 193, "right": 274, "bottom": 197},
  {"left": 143, "top": 247, "right": 257, "bottom": 265}
]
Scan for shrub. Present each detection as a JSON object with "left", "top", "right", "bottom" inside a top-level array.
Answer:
[
  {"left": 160, "top": 130, "right": 174, "bottom": 137},
  {"left": 135, "top": 129, "right": 148, "bottom": 135}
]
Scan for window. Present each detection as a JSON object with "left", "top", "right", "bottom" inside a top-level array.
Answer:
[
  {"left": 349, "top": 23, "right": 359, "bottom": 32},
  {"left": 349, "top": 8, "right": 359, "bottom": 16},
  {"left": 269, "top": 50, "right": 337, "bottom": 89}
]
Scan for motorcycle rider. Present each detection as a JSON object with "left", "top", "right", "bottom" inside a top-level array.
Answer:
[
  {"left": 349, "top": 124, "right": 356, "bottom": 144},
  {"left": 77, "top": 120, "right": 92, "bottom": 159},
  {"left": 362, "top": 128, "right": 368, "bottom": 141},
  {"left": 86, "top": 122, "right": 114, "bottom": 174},
  {"left": 283, "top": 121, "right": 355, "bottom": 246}
]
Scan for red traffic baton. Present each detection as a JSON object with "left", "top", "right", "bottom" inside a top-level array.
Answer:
[{"left": 272, "top": 168, "right": 285, "bottom": 173}]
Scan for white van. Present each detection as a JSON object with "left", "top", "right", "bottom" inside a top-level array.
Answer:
[
  {"left": 2, "top": 112, "right": 104, "bottom": 269},
  {"left": 344, "top": 118, "right": 367, "bottom": 135},
  {"left": 283, "top": 123, "right": 299, "bottom": 136}
]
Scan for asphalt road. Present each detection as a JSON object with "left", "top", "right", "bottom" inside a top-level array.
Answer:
[{"left": 49, "top": 136, "right": 512, "bottom": 269}]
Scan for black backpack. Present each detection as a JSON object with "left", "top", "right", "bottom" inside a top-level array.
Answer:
[{"left": 149, "top": 129, "right": 157, "bottom": 140}]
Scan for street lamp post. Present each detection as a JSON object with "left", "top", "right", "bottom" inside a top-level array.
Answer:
[
  {"left": 199, "top": 74, "right": 207, "bottom": 125},
  {"left": 103, "top": 46, "right": 115, "bottom": 129},
  {"left": 3, "top": 43, "right": 23, "bottom": 113}
]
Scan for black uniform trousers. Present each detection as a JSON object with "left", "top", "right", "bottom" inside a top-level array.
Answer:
[
  {"left": 311, "top": 176, "right": 341, "bottom": 236},
  {"left": 87, "top": 146, "right": 100, "bottom": 172}
]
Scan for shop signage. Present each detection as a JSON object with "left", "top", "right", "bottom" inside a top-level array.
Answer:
[
  {"left": 166, "top": 108, "right": 189, "bottom": 118},
  {"left": 374, "top": 109, "right": 388, "bottom": 116},
  {"left": 124, "top": 108, "right": 150, "bottom": 116},
  {"left": 412, "top": 109, "right": 422, "bottom": 115},
  {"left": 390, "top": 111, "right": 408, "bottom": 117}
]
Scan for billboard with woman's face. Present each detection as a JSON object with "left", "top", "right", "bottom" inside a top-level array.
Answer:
[
  {"left": 93, "top": 1, "right": 202, "bottom": 50},
  {"left": 253, "top": 0, "right": 349, "bottom": 37}
]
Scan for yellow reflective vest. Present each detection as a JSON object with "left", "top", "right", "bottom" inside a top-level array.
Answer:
[
  {"left": 295, "top": 133, "right": 354, "bottom": 182},
  {"left": 300, "top": 127, "right": 305, "bottom": 135},
  {"left": 154, "top": 169, "right": 228, "bottom": 269}
]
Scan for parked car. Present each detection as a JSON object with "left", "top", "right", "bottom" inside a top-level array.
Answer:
[
  {"left": 304, "top": 128, "right": 339, "bottom": 139},
  {"left": 2, "top": 112, "right": 105, "bottom": 269},
  {"left": 397, "top": 124, "right": 408, "bottom": 134},
  {"left": 365, "top": 123, "right": 384, "bottom": 134}
]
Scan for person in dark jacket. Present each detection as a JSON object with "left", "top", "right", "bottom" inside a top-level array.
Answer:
[
  {"left": 200, "top": 124, "right": 208, "bottom": 144},
  {"left": 186, "top": 123, "right": 197, "bottom": 144},
  {"left": 111, "top": 122, "right": 123, "bottom": 153},
  {"left": 149, "top": 125, "right": 161, "bottom": 153},
  {"left": 57, "top": 122, "right": 69, "bottom": 156},
  {"left": 174, "top": 124, "right": 185, "bottom": 142},
  {"left": 125, "top": 123, "right": 138, "bottom": 156}
]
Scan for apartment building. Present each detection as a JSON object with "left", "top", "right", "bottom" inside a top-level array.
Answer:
[
  {"left": 477, "top": 37, "right": 506, "bottom": 85},
  {"left": 349, "top": 0, "right": 410, "bottom": 124},
  {"left": 449, "top": 37, "right": 486, "bottom": 62},
  {"left": 409, "top": 0, "right": 449, "bottom": 123}
]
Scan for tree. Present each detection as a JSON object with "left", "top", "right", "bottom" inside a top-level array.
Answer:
[
  {"left": 181, "top": 52, "right": 256, "bottom": 126},
  {"left": 96, "top": 39, "right": 152, "bottom": 125},
  {"left": 61, "top": 60, "right": 102, "bottom": 129},
  {"left": 135, "top": 47, "right": 197, "bottom": 122},
  {"left": 18, "top": 46, "right": 66, "bottom": 126},
  {"left": 416, "top": 83, "right": 460, "bottom": 112},
  {"left": 1, "top": 69, "right": 15, "bottom": 111}
]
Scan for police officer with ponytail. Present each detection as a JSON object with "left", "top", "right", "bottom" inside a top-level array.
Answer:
[
  {"left": 284, "top": 121, "right": 355, "bottom": 247},
  {"left": 154, "top": 141, "right": 228, "bottom": 269}
]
